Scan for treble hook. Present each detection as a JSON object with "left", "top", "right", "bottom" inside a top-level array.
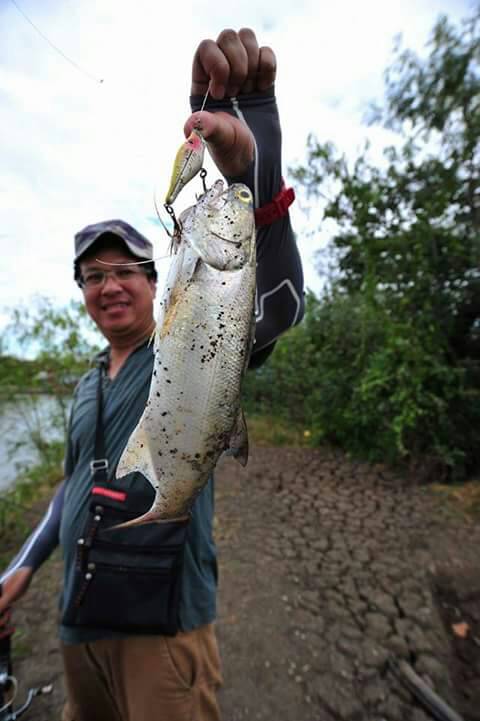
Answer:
[
  {"left": 200, "top": 168, "right": 208, "bottom": 195},
  {"left": 164, "top": 204, "right": 182, "bottom": 237}
]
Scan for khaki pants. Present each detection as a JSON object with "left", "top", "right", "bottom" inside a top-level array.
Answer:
[{"left": 61, "top": 623, "right": 223, "bottom": 721}]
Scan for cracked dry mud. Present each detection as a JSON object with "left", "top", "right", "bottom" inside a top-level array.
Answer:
[{"left": 8, "top": 447, "right": 480, "bottom": 720}]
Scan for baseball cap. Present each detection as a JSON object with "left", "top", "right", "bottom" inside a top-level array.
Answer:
[{"left": 74, "top": 219, "right": 153, "bottom": 262}]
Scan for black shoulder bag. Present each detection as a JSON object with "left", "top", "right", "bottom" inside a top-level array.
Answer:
[{"left": 61, "top": 359, "right": 190, "bottom": 635}]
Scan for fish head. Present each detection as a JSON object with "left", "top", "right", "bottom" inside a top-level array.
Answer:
[{"left": 183, "top": 181, "right": 256, "bottom": 271}]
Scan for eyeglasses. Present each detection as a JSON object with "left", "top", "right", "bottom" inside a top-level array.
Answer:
[{"left": 78, "top": 267, "right": 150, "bottom": 289}]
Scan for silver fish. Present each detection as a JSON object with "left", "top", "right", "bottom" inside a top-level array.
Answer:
[{"left": 115, "top": 180, "right": 256, "bottom": 525}]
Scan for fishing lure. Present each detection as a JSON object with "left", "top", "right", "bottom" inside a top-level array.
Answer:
[
  {"left": 164, "top": 128, "right": 206, "bottom": 207},
  {"left": 164, "top": 88, "right": 210, "bottom": 222}
]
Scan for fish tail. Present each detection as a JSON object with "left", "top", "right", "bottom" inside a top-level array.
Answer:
[{"left": 116, "top": 423, "right": 159, "bottom": 490}]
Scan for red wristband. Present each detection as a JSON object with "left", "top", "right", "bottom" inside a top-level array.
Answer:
[{"left": 254, "top": 180, "right": 295, "bottom": 227}]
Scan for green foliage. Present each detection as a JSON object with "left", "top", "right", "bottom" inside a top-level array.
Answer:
[
  {"left": 0, "top": 455, "right": 64, "bottom": 564},
  {"left": 253, "top": 7, "right": 480, "bottom": 480},
  {"left": 3, "top": 295, "right": 102, "bottom": 386},
  {"left": 0, "top": 296, "right": 102, "bottom": 469},
  {"left": 243, "top": 291, "right": 323, "bottom": 433},
  {"left": 245, "top": 414, "right": 312, "bottom": 448}
]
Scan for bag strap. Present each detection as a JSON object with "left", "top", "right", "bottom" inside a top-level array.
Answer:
[{"left": 90, "top": 357, "right": 109, "bottom": 483}]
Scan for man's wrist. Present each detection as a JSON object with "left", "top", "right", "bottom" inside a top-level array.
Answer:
[{"left": 255, "top": 182, "right": 295, "bottom": 227}]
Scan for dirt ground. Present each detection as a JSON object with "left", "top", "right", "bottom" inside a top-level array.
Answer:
[{"left": 4, "top": 446, "right": 480, "bottom": 720}]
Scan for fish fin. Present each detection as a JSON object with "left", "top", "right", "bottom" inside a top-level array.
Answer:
[
  {"left": 228, "top": 407, "right": 249, "bottom": 467},
  {"left": 116, "top": 422, "right": 159, "bottom": 490},
  {"left": 148, "top": 325, "right": 157, "bottom": 347},
  {"left": 244, "top": 311, "right": 256, "bottom": 373},
  {"left": 107, "top": 510, "right": 190, "bottom": 531}
]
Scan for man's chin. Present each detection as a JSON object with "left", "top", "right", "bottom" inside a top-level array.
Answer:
[
  {"left": 99, "top": 305, "right": 132, "bottom": 324},
  {"left": 96, "top": 315, "right": 134, "bottom": 337}
]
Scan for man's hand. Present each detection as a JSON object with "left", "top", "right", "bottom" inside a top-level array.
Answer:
[
  {"left": 0, "top": 568, "right": 33, "bottom": 637},
  {"left": 185, "top": 28, "right": 276, "bottom": 179},
  {"left": 191, "top": 28, "right": 276, "bottom": 99}
]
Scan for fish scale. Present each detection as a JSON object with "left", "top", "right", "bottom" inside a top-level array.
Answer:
[{"left": 115, "top": 181, "right": 256, "bottom": 526}]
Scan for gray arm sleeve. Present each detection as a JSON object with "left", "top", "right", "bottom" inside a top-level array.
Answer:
[
  {"left": 190, "top": 88, "right": 305, "bottom": 366},
  {"left": 0, "top": 481, "right": 65, "bottom": 582}
]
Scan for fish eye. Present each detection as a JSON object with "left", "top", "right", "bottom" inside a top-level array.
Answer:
[{"left": 237, "top": 189, "right": 251, "bottom": 202}]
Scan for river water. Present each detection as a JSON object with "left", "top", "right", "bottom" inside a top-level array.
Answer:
[{"left": 0, "top": 396, "right": 68, "bottom": 492}]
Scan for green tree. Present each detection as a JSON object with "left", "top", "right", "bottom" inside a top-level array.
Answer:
[
  {"left": 1, "top": 296, "right": 102, "bottom": 469},
  {"left": 290, "top": 8, "right": 480, "bottom": 479}
]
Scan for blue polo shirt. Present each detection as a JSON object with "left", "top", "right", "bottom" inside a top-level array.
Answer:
[{"left": 59, "top": 342, "right": 217, "bottom": 643}]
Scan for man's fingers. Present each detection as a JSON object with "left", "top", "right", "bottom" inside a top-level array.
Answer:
[
  {"left": 257, "top": 46, "right": 276, "bottom": 91},
  {"left": 215, "top": 29, "right": 249, "bottom": 97},
  {"left": 238, "top": 28, "right": 260, "bottom": 94},
  {"left": 185, "top": 111, "right": 235, "bottom": 148},
  {"left": 192, "top": 29, "right": 264, "bottom": 99},
  {"left": 191, "top": 39, "right": 230, "bottom": 98},
  {"left": 184, "top": 111, "right": 254, "bottom": 178}
]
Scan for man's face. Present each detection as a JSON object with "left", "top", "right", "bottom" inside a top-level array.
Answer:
[{"left": 79, "top": 242, "right": 156, "bottom": 341}]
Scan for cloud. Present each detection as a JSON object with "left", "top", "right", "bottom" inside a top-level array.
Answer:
[{"left": 0, "top": 0, "right": 473, "bottom": 320}]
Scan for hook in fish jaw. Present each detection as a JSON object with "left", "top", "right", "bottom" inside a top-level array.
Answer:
[
  {"left": 164, "top": 204, "right": 181, "bottom": 236},
  {"left": 164, "top": 204, "right": 183, "bottom": 253},
  {"left": 153, "top": 191, "right": 180, "bottom": 251}
]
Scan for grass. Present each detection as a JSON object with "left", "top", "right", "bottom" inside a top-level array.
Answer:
[
  {"left": 10, "top": 625, "right": 33, "bottom": 661},
  {"left": 0, "top": 456, "right": 63, "bottom": 569},
  {"left": 430, "top": 478, "right": 480, "bottom": 521},
  {"left": 246, "top": 413, "right": 315, "bottom": 447}
]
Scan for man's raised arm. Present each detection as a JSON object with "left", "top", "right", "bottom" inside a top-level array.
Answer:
[{"left": 187, "top": 28, "right": 305, "bottom": 365}]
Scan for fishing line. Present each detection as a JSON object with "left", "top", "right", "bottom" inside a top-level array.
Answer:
[
  {"left": 199, "top": 86, "right": 210, "bottom": 113},
  {"left": 8, "top": 0, "right": 104, "bottom": 84},
  {"left": 7, "top": 5, "right": 209, "bottom": 258},
  {"left": 95, "top": 256, "right": 172, "bottom": 266}
]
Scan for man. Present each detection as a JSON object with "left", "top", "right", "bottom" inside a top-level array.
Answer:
[{"left": 0, "top": 28, "right": 304, "bottom": 721}]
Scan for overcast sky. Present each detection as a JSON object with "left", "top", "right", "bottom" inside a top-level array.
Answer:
[{"left": 0, "top": 0, "right": 474, "bottom": 333}]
